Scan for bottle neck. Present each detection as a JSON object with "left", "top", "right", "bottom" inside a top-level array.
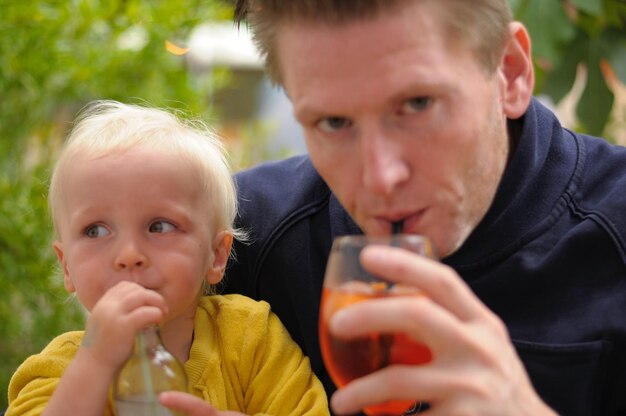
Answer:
[{"left": 134, "top": 325, "right": 162, "bottom": 353}]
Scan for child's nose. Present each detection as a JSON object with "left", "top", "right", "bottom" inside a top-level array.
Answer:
[{"left": 114, "top": 239, "right": 149, "bottom": 271}]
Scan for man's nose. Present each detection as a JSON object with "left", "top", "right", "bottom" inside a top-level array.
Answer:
[
  {"left": 114, "top": 238, "right": 149, "bottom": 272},
  {"left": 361, "top": 127, "right": 410, "bottom": 195}
]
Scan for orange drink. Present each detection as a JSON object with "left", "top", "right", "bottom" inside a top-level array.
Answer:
[{"left": 319, "top": 284, "right": 431, "bottom": 415}]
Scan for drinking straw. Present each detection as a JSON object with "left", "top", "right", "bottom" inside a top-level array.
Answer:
[
  {"left": 392, "top": 220, "right": 404, "bottom": 235},
  {"left": 388, "top": 221, "right": 404, "bottom": 290},
  {"left": 391, "top": 220, "right": 404, "bottom": 249},
  {"left": 138, "top": 329, "right": 159, "bottom": 416}
]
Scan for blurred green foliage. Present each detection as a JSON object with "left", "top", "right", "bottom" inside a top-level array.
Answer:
[
  {"left": 0, "top": 0, "right": 625, "bottom": 411},
  {"left": 511, "top": 0, "right": 626, "bottom": 137}
]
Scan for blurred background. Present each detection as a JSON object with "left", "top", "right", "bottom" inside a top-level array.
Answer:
[{"left": 0, "top": 0, "right": 625, "bottom": 409}]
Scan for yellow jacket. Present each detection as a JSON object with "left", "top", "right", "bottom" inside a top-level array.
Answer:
[{"left": 7, "top": 294, "right": 329, "bottom": 415}]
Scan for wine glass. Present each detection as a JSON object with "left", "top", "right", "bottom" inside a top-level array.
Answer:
[{"left": 319, "top": 234, "right": 435, "bottom": 415}]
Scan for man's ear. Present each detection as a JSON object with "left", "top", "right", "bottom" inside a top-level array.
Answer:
[
  {"left": 205, "top": 230, "right": 234, "bottom": 285},
  {"left": 500, "top": 22, "right": 534, "bottom": 119},
  {"left": 54, "top": 240, "right": 76, "bottom": 293}
]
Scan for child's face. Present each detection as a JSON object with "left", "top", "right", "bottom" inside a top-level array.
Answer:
[{"left": 53, "top": 147, "right": 230, "bottom": 325}]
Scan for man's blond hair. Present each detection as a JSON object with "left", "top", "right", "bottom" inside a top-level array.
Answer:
[{"left": 235, "top": 0, "right": 513, "bottom": 84}]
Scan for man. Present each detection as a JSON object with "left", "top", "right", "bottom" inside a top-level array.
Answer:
[{"left": 221, "top": 1, "right": 626, "bottom": 415}]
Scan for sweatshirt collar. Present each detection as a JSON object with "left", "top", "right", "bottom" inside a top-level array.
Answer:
[{"left": 444, "top": 98, "right": 580, "bottom": 271}]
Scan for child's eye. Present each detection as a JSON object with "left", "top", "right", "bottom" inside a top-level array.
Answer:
[
  {"left": 149, "top": 221, "right": 176, "bottom": 233},
  {"left": 85, "top": 224, "right": 110, "bottom": 238}
]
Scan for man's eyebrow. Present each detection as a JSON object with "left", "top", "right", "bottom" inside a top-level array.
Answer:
[
  {"left": 388, "top": 80, "right": 456, "bottom": 102},
  {"left": 292, "top": 103, "right": 329, "bottom": 122}
]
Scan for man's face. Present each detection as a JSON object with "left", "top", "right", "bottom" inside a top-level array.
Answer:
[{"left": 277, "top": 2, "right": 513, "bottom": 257}]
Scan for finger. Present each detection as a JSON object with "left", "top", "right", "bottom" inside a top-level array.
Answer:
[
  {"left": 114, "top": 281, "right": 169, "bottom": 311},
  {"left": 159, "top": 391, "right": 219, "bottom": 416},
  {"left": 330, "top": 364, "right": 450, "bottom": 415},
  {"left": 329, "top": 295, "right": 468, "bottom": 353},
  {"left": 104, "top": 282, "right": 170, "bottom": 319},
  {"left": 123, "top": 305, "right": 167, "bottom": 329},
  {"left": 91, "top": 283, "right": 169, "bottom": 334},
  {"left": 361, "top": 245, "right": 492, "bottom": 321}
]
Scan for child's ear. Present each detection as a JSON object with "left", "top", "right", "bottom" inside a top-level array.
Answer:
[
  {"left": 205, "top": 230, "right": 233, "bottom": 285},
  {"left": 54, "top": 240, "right": 76, "bottom": 293}
]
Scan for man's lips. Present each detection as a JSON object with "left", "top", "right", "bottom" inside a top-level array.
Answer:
[{"left": 374, "top": 208, "right": 428, "bottom": 234}]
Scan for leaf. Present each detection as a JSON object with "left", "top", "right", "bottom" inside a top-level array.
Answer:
[
  {"left": 610, "top": 47, "right": 626, "bottom": 84},
  {"left": 543, "top": 32, "right": 588, "bottom": 103},
  {"left": 570, "top": 0, "right": 604, "bottom": 16},
  {"left": 603, "top": 0, "right": 626, "bottom": 28},
  {"left": 577, "top": 46, "right": 615, "bottom": 136},
  {"left": 600, "top": 28, "right": 626, "bottom": 84},
  {"left": 515, "top": 0, "right": 576, "bottom": 63}
]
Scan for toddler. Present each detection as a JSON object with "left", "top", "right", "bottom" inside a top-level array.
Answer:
[{"left": 7, "top": 101, "right": 328, "bottom": 416}]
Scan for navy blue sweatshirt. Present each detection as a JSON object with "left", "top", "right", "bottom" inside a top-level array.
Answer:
[{"left": 224, "top": 99, "right": 626, "bottom": 415}]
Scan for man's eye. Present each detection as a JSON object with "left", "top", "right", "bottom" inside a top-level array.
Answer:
[
  {"left": 85, "top": 225, "right": 109, "bottom": 238},
  {"left": 317, "top": 116, "right": 351, "bottom": 133},
  {"left": 149, "top": 221, "right": 175, "bottom": 233},
  {"left": 402, "top": 97, "right": 432, "bottom": 114}
]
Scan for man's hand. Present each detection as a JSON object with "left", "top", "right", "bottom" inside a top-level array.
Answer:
[{"left": 328, "top": 245, "right": 557, "bottom": 416}]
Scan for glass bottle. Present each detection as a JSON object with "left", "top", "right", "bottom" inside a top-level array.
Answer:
[{"left": 114, "top": 325, "right": 189, "bottom": 416}]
